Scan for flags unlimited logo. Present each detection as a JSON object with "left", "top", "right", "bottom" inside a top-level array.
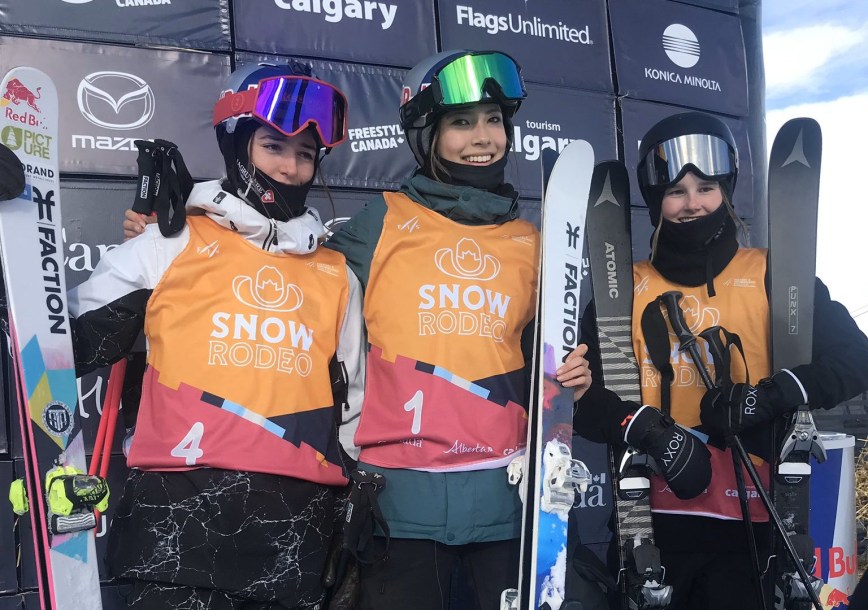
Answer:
[
  {"left": 455, "top": 5, "right": 592, "bottom": 44},
  {"left": 643, "top": 23, "right": 722, "bottom": 92}
]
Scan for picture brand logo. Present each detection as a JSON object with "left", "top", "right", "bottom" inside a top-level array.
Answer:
[
  {"left": 77, "top": 71, "right": 155, "bottom": 130},
  {"left": 662, "top": 24, "right": 700, "bottom": 68}
]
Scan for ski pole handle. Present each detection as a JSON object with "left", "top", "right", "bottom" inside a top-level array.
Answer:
[
  {"left": 698, "top": 326, "right": 731, "bottom": 388},
  {"left": 132, "top": 140, "right": 157, "bottom": 215},
  {"left": 659, "top": 291, "right": 715, "bottom": 390}
]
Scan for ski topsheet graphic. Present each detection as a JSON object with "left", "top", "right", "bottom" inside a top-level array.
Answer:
[
  {"left": 504, "top": 140, "right": 594, "bottom": 610},
  {"left": 585, "top": 160, "right": 671, "bottom": 609},
  {"left": 767, "top": 118, "right": 825, "bottom": 610},
  {"left": 0, "top": 67, "right": 103, "bottom": 609}
]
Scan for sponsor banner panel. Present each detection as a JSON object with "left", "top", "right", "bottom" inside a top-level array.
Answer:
[
  {"left": 0, "top": 0, "right": 230, "bottom": 51},
  {"left": 620, "top": 97, "right": 755, "bottom": 218},
  {"left": 671, "top": 0, "right": 738, "bottom": 13},
  {"left": 233, "top": 0, "right": 436, "bottom": 68},
  {"left": 506, "top": 84, "right": 617, "bottom": 200},
  {"left": 0, "top": 36, "right": 228, "bottom": 178},
  {"left": 570, "top": 435, "right": 614, "bottom": 547},
  {"left": 237, "top": 52, "right": 416, "bottom": 190},
  {"left": 437, "top": 0, "right": 612, "bottom": 91},
  {"left": 610, "top": 0, "right": 748, "bottom": 116}
]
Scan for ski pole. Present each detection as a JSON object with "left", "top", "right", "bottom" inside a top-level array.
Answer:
[
  {"left": 87, "top": 359, "right": 126, "bottom": 528},
  {"left": 660, "top": 294, "right": 765, "bottom": 609},
  {"left": 659, "top": 291, "right": 823, "bottom": 610},
  {"left": 699, "top": 325, "right": 767, "bottom": 610}
]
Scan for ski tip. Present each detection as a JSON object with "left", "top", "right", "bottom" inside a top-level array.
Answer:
[{"left": 770, "top": 117, "right": 821, "bottom": 171}]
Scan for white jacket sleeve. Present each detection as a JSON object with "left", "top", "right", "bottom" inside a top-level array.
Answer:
[{"left": 336, "top": 265, "right": 366, "bottom": 460}]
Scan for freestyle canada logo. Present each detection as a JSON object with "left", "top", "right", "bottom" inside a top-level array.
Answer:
[
  {"left": 347, "top": 123, "right": 404, "bottom": 152},
  {"left": 454, "top": 5, "right": 592, "bottom": 44},
  {"left": 643, "top": 23, "right": 722, "bottom": 93},
  {"left": 61, "top": 0, "right": 172, "bottom": 5},
  {"left": 273, "top": 0, "right": 398, "bottom": 30}
]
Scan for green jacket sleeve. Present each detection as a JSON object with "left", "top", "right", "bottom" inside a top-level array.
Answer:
[{"left": 323, "top": 194, "right": 387, "bottom": 291}]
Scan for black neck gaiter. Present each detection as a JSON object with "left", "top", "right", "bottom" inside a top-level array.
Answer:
[
  {"left": 432, "top": 154, "right": 509, "bottom": 192},
  {"left": 651, "top": 204, "right": 739, "bottom": 295}
]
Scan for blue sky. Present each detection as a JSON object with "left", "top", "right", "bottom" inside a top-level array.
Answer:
[{"left": 763, "top": 0, "right": 868, "bottom": 332}]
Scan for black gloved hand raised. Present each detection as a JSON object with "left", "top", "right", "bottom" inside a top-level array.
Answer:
[
  {"left": 623, "top": 406, "right": 712, "bottom": 500},
  {"left": 700, "top": 369, "right": 808, "bottom": 438}
]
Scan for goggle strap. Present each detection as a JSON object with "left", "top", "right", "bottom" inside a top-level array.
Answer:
[{"left": 213, "top": 88, "right": 258, "bottom": 126}]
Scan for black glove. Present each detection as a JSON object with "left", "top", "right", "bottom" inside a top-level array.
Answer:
[
  {"left": 623, "top": 406, "right": 712, "bottom": 500},
  {"left": 700, "top": 369, "right": 808, "bottom": 438}
]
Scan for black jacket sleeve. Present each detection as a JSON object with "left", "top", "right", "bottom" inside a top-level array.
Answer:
[
  {"left": 572, "top": 299, "right": 636, "bottom": 448},
  {"left": 790, "top": 277, "right": 868, "bottom": 409}
]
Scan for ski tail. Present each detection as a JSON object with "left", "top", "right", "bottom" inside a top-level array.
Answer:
[
  {"left": 767, "top": 118, "right": 824, "bottom": 610},
  {"left": 585, "top": 160, "right": 671, "bottom": 609}
]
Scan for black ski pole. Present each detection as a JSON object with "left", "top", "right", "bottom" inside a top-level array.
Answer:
[
  {"left": 699, "top": 325, "right": 767, "bottom": 610},
  {"left": 659, "top": 291, "right": 823, "bottom": 610}
]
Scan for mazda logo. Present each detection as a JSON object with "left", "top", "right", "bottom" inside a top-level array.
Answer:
[{"left": 77, "top": 71, "right": 155, "bottom": 130}]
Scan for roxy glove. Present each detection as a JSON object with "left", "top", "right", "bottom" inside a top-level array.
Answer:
[
  {"left": 623, "top": 405, "right": 712, "bottom": 500},
  {"left": 700, "top": 369, "right": 808, "bottom": 438}
]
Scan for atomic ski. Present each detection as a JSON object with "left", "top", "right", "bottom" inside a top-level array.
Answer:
[
  {"left": 0, "top": 67, "right": 103, "bottom": 609},
  {"left": 585, "top": 161, "right": 671, "bottom": 609},
  {"left": 767, "top": 118, "right": 825, "bottom": 610},
  {"left": 503, "top": 140, "right": 594, "bottom": 610}
]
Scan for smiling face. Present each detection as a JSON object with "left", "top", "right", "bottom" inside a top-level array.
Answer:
[
  {"left": 660, "top": 171, "right": 724, "bottom": 223},
  {"left": 248, "top": 125, "right": 318, "bottom": 186},
  {"left": 433, "top": 103, "right": 508, "bottom": 166}
]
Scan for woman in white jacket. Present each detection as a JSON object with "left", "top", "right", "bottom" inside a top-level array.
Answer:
[{"left": 70, "top": 62, "right": 364, "bottom": 609}]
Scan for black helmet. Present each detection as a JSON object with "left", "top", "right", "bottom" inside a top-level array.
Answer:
[
  {"left": 637, "top": 112, "right": 738, "bottom": 227},
  {"left": 398, "top": 50, "right": 526, "bottom": 168}
]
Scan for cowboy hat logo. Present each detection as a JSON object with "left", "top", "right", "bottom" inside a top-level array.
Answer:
[
  {"left": 232, "top": 266, "right": 303, "bottom": 312},
  {"left": 434, "top": 238, "right": 500, "bottom": 281}
]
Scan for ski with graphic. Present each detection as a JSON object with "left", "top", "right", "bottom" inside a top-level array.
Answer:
[
  {"left": 504, "top": 140, "right": 595, "bottom": 610},
  {"left": 585, "top": 161, "right": 671, "bottom": 609},
  {"left": 767, "top": 118, "right": 826, "bottom": 609},
  {"left": 0, "top": 67, "right": 103, "bottom": 609}
]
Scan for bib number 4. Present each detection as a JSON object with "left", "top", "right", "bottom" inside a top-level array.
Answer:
[{"left": 171, "top": 422, "right": 205, "bottom": 465}]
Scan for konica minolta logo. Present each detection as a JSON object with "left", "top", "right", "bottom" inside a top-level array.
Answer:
[
  {"left": 455, "top": 5, "right": 592, "bottom": 44},
  {"left": 347, "top": 123, "right": 404, "bottom": 152},
  {"left": 643, "top": 23, "right": 722, "bottom": 92},
  {"left": 273, "top": 0, "right": 397, "bottom": 30}
]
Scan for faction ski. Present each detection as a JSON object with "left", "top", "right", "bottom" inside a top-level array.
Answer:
[
  {"left": 0, "top": 67, "right": 103, "bottom": 609},
  {"left": 503, "top": 140, "right": 595, "bottom": 610},
  {"left": 767, "top": 119, "right": 825, "bottom": 609},
  {"left": 585, "top": 161, "right": 671, "bottom": 609}
]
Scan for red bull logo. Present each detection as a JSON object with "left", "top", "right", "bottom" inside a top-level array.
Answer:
[
  {"left": 825, "top": 587, "right": 849, "bottom": 608},
  {"left": 2, "top": 78, "right": 42, "bottom": 113}
]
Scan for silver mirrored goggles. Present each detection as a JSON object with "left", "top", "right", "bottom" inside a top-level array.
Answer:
[{"left": 640, "top": 133, "right": 737, "bottom": 187}]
